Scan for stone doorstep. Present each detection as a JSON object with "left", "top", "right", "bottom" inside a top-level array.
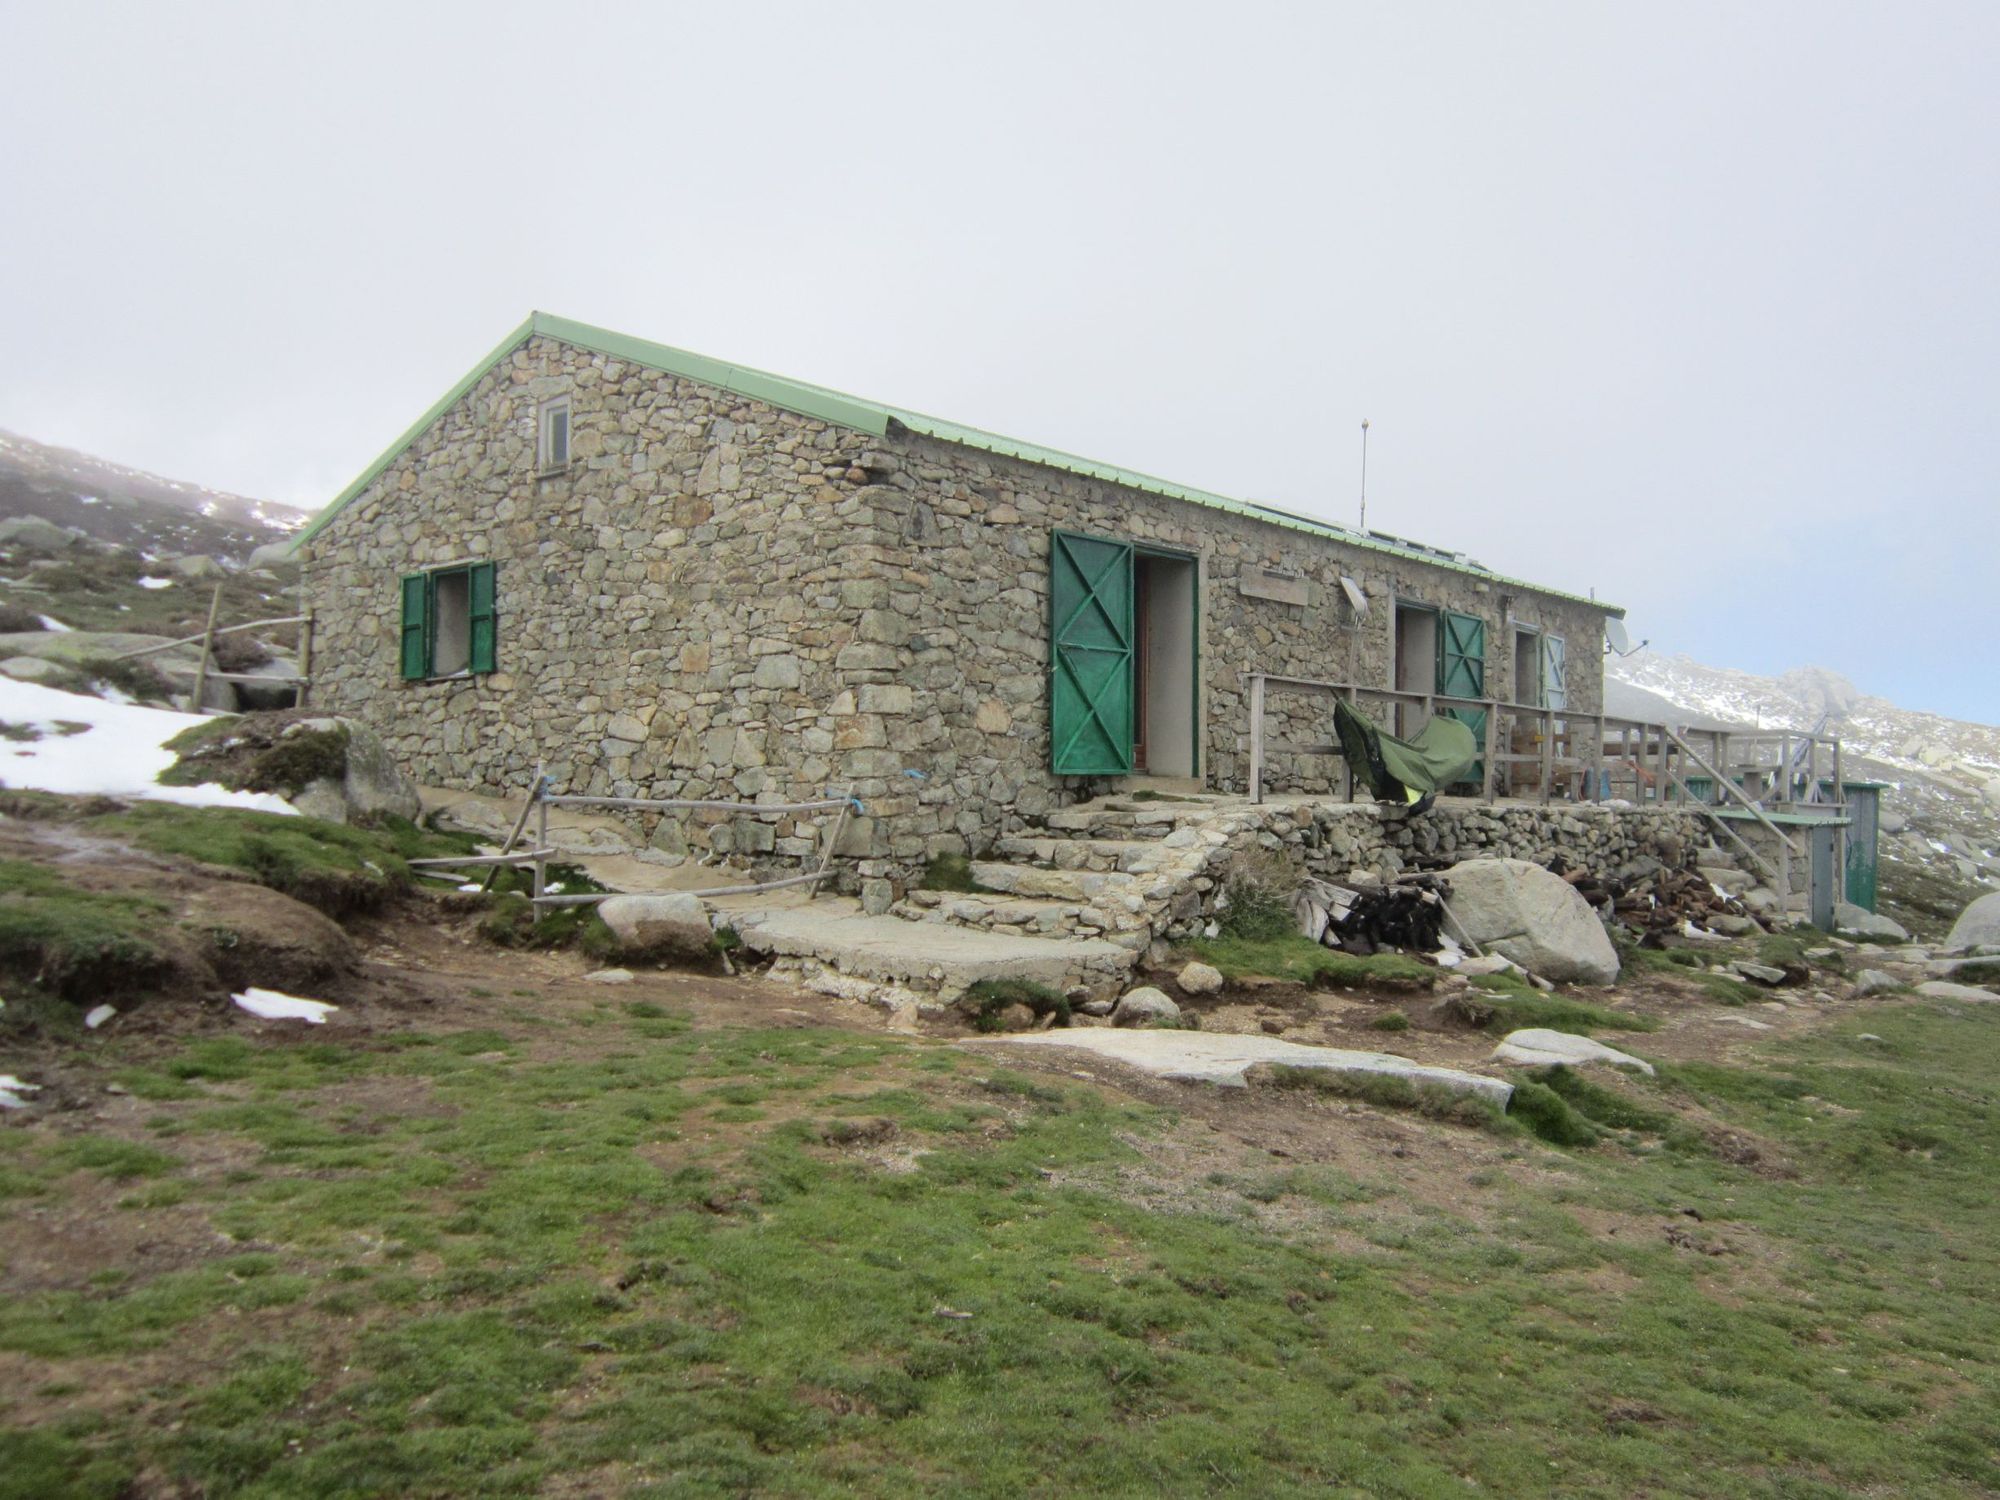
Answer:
[
  {"left": 991, "top": 836, "right": 1195, "bottom": 873},
  {"left": 728, "top": 902, "right": 1135, "bottom": 998},
  {"left": 986, "top": 1028, "right": 1513, "bottom": 1105},
  {"left": 969, "top": 862, "right": 1145, "bottom": 902}
]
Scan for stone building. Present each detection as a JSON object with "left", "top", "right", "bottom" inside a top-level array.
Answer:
[{"left": 297, "top": 312, "right": 1621, "bottom": 876}]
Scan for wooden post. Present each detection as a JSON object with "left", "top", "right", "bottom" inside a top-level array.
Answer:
[
  {"left": 1593, "top": 713, "right": 1606, "bottom": 802},
  {"left": 1481, "top": 704, "right": 1499, "bottom": 803},
  {"left": 482, "top": 762, "right": 543, "bottom": 894},
  {"left": 1248, "top": 673, "right": 1265, "bottom": 804},
  {"left": 532, "top": 776, "right": 549, "bottom": 905},
  {"left": 189, "top": 583, "right": 224, "bottom": 713},
  {"left": 810, "top": 785, "right": 855, "bottom": 898},
  {"left": 1539, "top": 708, "right": 1554, "bottom": 802},
  {"left": 296, "top": 612, "right": 314, "bottom": 708}
]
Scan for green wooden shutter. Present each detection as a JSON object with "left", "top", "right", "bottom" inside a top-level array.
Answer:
[
  {"left": 1049, "top": 530, "right": 1135, "bottom": 775},
  {"left": 467, "top": 561, "right": 498, "bottom": 674},
  {"left": 399, "top": 573, "right": 429, "bottom": 680},
  {"left": 1437, "top": 611, "right": 1487, "bottom": 780},
  {"left": 1540, "top": 635, "right": 1568, "bottom": 711}
]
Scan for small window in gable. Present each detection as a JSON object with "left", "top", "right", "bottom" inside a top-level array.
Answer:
[
  {"left": 538, "top": 397, "right": 571, "bottom": 473},
  {"left": 400, "top": 562, "right": 497, "bottom": 680}
]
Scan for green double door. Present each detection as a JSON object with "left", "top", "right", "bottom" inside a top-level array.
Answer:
[{"left": 1049, "top": 531, "right": 1136, "bottom": 775}]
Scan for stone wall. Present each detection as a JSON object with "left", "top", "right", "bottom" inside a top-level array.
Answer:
[
  {"left": 304, "top": 333, "right": 1618, "bottom": 882},
  {"left": 1154, "top": 801, "right": 1711, "bottom": 944}
]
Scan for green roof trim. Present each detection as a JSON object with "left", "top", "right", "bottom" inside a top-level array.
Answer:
[{"left": 294, "top": 311, "right": 1622, "bottom": 615}]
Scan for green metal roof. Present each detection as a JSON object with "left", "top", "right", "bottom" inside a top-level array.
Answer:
[{"left": 295, "top": 311, "right": 1623, "bottom": 614}]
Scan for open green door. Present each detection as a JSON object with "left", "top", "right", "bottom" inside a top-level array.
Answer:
[
  {"left": 1437, "top": 611, "right": 1487, "bottom": 782},
  {"left": 1049, "top": 530, "right": 1135, "bottom": 775}
]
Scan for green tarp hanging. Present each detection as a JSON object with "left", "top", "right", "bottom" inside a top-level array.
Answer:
[{"left": 1334, "top": 698, "right": 1478, "bottom": 803}]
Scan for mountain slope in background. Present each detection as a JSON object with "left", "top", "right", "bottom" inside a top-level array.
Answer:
[
  {"left": 0, "top": 427, "right": 306, "bottom": 560},
  {"left": 1608, "top": 649, "right": 2000, "bottom": 931}
]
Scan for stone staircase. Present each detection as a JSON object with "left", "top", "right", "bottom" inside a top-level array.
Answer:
[{"left": 890, "top": 794, "right": 1256, "bottom": 952}]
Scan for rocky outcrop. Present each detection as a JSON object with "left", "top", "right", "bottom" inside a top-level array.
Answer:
[
  {"left": 1944, "top": 892, "right": 2000, "bottom": 954},
  {"left": 1441, "top": 858, "right": 1621, "bottom": 985}
]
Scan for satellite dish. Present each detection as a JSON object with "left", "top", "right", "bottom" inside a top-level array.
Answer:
[
  {"left": 1339, "top": 576, "right": 1368, "bottom": 618},
  {"left": 1605, "top": 618, "right": 1632, "bottom": 653}
]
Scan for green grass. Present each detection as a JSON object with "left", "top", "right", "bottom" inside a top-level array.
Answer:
[
  {"left": 1190, "top": 933, "right": 1435, "bottom": 991},
  {"left": 917, "top": 852, "right": 994, "bottom": 894},
  {"left": 1467, "top": 972, "right": 1660, "bottom": 1033},
  {"left": 0, "top": 857, "right": 172, "bottom": 1003},
  {"left": 10, "top": 994, "right": 2000, "bottom": 1496},
  {"left": 1269, "top": 1065, "right": 1515, "bottom": 1134},
  {"left": 961, "top": 976, "right": 1069, "bottom": 1031}
]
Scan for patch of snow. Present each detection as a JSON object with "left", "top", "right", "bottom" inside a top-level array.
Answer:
[
  {"left": 84, "top": 1004, "right": 116, "bottom": 1029},
  {"left": 0, "top": 1074, "right": 43, "bottom": 1109},
  {"left": 0, "top": 677, "right": 294, "bottom": 812},
  {"left": 136, "top": 576, "right": 174, "bottom": 590},
  {"left": 37, "top": 615, "right": 72, "bottom": 633},
  {"left": 457, "top": 882, "right": 481, "bottom": 893},
  {"left": 231, "top": 988, "right": 336, "bottom": 1023},
  {"left": 78, "top": 494, "right": 100, "bottom": 505}
]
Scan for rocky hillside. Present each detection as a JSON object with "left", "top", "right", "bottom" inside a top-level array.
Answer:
[
  {"left": 0, "top": 428, "right": 311, "bottom": 714},
  {"left": 0, "top": 427, "right": 306, "bottom": 550},
  {"left": 1609, "top": 649, "right": 2000, "bottom": 932}
]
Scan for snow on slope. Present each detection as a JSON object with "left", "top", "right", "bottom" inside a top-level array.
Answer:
[
  {"left": 1609, "top": 650, "right": 2000, "bottom": 779},
  {"left": 0, "top": 678, "right": 293, "bottom": 813}
]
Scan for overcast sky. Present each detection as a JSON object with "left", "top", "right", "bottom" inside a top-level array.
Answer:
[{"left": 3, "top": 2, "right": 1994, "bottom": 721}]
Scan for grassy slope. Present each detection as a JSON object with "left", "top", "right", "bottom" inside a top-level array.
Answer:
[{"left": 3, "top": 992, "right": 1999, "bottom": 1497}]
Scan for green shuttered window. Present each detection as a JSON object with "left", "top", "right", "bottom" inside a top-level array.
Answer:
[{"left": 397, "top": 561, "right": 498, "bottom": 680}]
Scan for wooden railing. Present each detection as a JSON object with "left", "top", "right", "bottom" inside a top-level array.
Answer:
[
  {"left": 408, "top": 764, "right": 863, "bottom": 910},
  {"left": 1243, "top": 673, "right": 1845, "bottom": 815}
]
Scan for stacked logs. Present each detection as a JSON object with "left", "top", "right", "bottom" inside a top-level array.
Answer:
[
  {"left": 1295, "top": 873, "right": 1451, "bottom": 955},
  {"left": 1563, "top": 865, "right": 1770, "bottom": 947}
]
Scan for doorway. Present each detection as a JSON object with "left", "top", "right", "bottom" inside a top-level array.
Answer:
[
  {"left": 1393, "top": 603, "right": 1437, "bottom": 737},
  {"left": 1134, "top": 551, "right": 1197, "bottom": 777}
]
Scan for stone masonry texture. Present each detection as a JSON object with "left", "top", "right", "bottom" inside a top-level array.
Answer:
[{"left": 304, "top": 334, "right": 1617, "bottom": 882}]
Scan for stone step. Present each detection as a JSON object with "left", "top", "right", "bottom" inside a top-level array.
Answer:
[
  {"left": 992, "top": 836, "right": 1191, "bottom": 874},
  {"left": 969, "top": 861, "right": 1145, "bottom": 903},
  {"left": 892, "top": 891, "right": 1096, "bottom": 937},
  {"left": 730, "top": 903, "right": 1135, "bottom": 996}
]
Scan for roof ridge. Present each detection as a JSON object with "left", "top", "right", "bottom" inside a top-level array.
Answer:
[{"left": 293, "top": 312, "right": 1621, "bottom": 615}]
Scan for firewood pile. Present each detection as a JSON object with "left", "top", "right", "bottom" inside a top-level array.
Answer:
[
  {"left": 1294, "top": 873, "right": 1452, "bottom": 955},
  {"left": 1565, "top": 865, "right": 1770, "bottom": 946}
]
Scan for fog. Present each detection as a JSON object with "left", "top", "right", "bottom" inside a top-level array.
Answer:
[{"left": 3, "top": 1, "right": 1993, "bottom": 718}]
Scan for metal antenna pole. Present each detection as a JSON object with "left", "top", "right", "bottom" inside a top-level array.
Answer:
[{"left": 1359, "top": 418, "right": 1371, "bottom": 532}]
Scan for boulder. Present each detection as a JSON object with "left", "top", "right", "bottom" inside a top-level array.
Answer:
[
  {"left": 1835, "top": 902, "right": 1908, "bottom": 942},
  {"left": 246, "top": 540, "right": 300, "bottom": 572},
  {"left": 1176, "top": 960, "right": 1224, "bottom": 995},
  {"left": 1699, "top": 866, "right": 1753, "bottom": 895},
  {"left": 1851, "top": 969, "right": 1902, "bottom": 997},
  {"left": 283, "top": 718, "right": 421, "bottom": 824},
  {"left": 0, "top": 516, "right": 84, "bottom": 552},
  {"left": 1915, "top": 980, "right": 1998, "bottom": 1004},
  {"left": 597, "top": 893, "right": 714, "bottom": 958},
  {"left": 233, "top": 655, "right": 301, "bottom": 712},
  {"left": 167, "top": 553, "right": 227, "bottom": 581},
  {"left": 1731, "top": 962, "right": 1788, "bottom": 986},
  {"left": 1112, "top": 986, "right": 1182, "bottom": 1027},
  {"left": 1441, "top": 858, "right": 1620, "bottom": 985},
  {"left": 1489, "top": 1027, "right": 1654, "bottom": 1075},
  {"left": 1945, "top": 893, "right": 2000, "bottom": 954},
  {"left": 0, "top": 655, "right": 69, "bottom": 684}
]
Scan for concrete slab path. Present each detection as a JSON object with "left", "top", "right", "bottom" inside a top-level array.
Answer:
[{"left": 730, "top": 902, "right": 1135, "bottom": 994}]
